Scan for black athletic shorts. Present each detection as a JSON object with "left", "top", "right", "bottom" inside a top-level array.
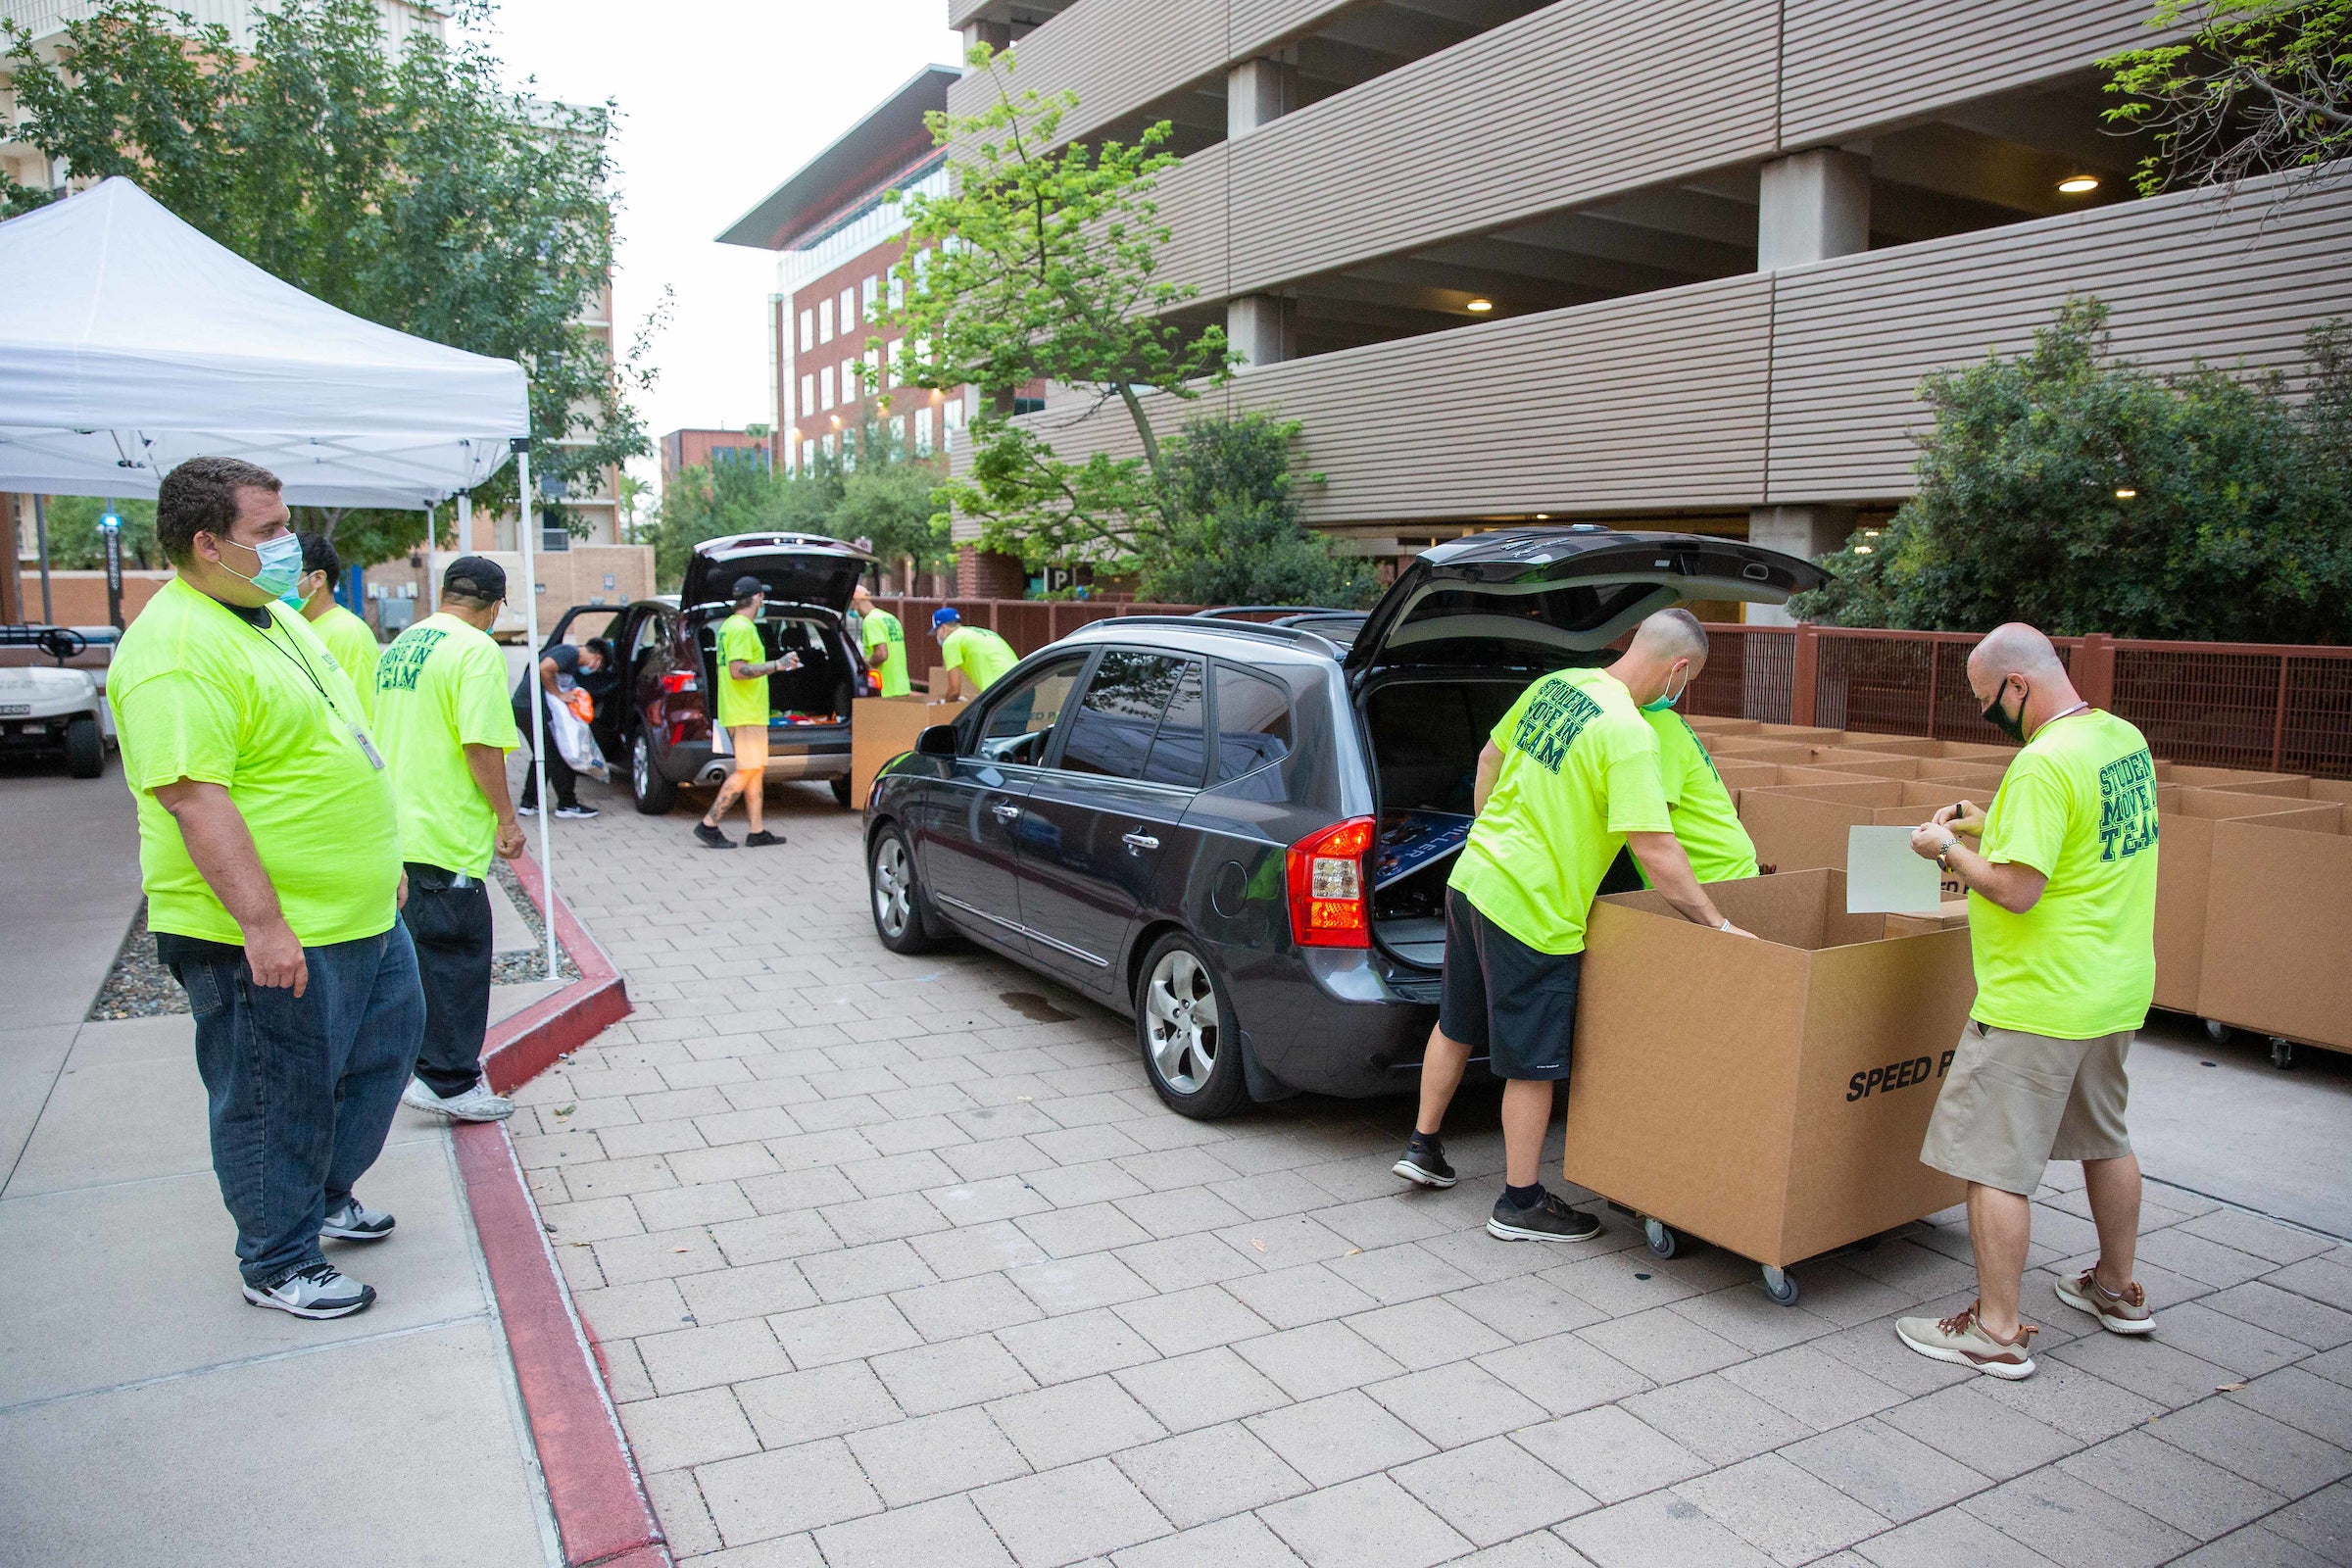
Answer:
[{"left": 1437, "top": 889, "right": 1583, "bottom": 1082}]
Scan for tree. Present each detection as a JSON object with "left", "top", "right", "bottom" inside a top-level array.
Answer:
[
  {"left": 2102, "top": 1, "right": 2352, "bottom": 200},
  {"left": 831, "top": 418, "right": 953, "bottom": 579},
  {"left": 2, "top": 0, "right": 654, "bottom": 562},
  {"left": 35, "top": 496, "right": 161, "bottom": 571},
  {"left": 1135, "top": 414, "right": 1380, "bottom": 608},
  {"left": 652, "top": 458, "right": 836, "bottom": 588},
  {"left": 1789, "top": 297, "right": 2352, "bottom": 643},
  {"left": 882, "top": 43, "right": 1233, "bottom": 576}
]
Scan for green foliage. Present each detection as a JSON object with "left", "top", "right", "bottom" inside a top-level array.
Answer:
[
  {"left": 1790, "top": 298, "right": 2352, "bottom": 642},
  {"left": 33, "top": 496, "right": 162, "bottom": 570},
  {"left": 1134, "top": 414, "right": 1380, "bottom": 608},
  {"left": 2102, "top": 0, "right": 2352, "bottom": 197},
  {"left": 2, "top": 0, "right": 653, "bottom": 564},
  {"left": 653, "top": 457, "right": 835, "bottom": 588},
  {"left": 882, "top": 42, "right": 1234, "bottom": 571}
]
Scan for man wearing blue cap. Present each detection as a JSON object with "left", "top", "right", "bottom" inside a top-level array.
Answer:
[{"left": 933, "top": 607, "right": 1017, "bottom": 700}]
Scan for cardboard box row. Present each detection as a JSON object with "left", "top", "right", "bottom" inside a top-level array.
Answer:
[{"left": 849, "top": 693, "right": 965, "bottom": 809}]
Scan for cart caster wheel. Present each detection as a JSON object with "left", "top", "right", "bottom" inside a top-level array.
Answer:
[
  {"left": 1761, "top": 1265, "right": 1800, "bottom": 1306},
  {"left": 2271, "top": 1037, "right": 2297, "bottom": 1070},
  {"left": 2203, "top": 1018, "right": 2233, "bottom": 1046},
  {"left": 1643, "top": 1218, "right": 1680, "bottom": 1260}
]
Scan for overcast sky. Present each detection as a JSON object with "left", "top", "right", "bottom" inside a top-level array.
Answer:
[{"left": 466, "top": 1, "right": 961, "bottom": 493}]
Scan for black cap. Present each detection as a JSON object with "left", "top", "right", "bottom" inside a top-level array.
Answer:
[
  {"left": 732, "top": 574, "right": 766, "bottom": 601},
  {"left": 442, "top": 555, "right": 507, "bottom": 602}
]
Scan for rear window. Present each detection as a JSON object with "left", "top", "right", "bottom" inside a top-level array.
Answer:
[
  {"left": 1061, "top": 651, "right": 1195, "bottom": 782},
  {"left": 1213, "top": 664, "right": 1293, "bottom": 786},
  {"left": 1141, "top": 662, "right": 1206, "bottom": 787}
]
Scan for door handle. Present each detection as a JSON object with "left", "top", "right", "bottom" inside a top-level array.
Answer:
[
  {"left": 1122, "top": 831, "right": 1160, "bottom": 852},
  {"left": 992, "top": 803, "right": 1023, "bottom": 821}
]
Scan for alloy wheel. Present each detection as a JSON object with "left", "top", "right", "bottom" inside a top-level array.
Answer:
[
  {"left": 872, "top": 838, "right": 914, "bottom": 940},
  {"left": 1144, "top": 948, "right": 1219, "bottom": 1094},
  {"left": 632, "top": 734, "right": 652, "bottom": 799}
]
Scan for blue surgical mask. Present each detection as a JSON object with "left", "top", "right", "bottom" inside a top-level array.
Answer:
[
  {"left": 1641, "top": 672, "right": 1689, "bottom": 712},
  {"left": 278, "top": 570, "right": 314, "bottom": 612},
  {"left": 221, "top": 531, "right": 304, "bottom": 601}
]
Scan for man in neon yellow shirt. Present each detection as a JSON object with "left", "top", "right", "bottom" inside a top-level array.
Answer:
[
  {"left": 109, "top": 457, "right": 420, "bottom": 1321},
  {"left": 375, "top": 556, "right": 527, "bottom": 1124},
  {"left": 1394, "top": 610, "right": 1752, "bottom": 1244},
  {"left": 696, "top": 575, "right": 795, "bottom": 850},
  {"left": 852, "top": 583, "right": 909, "bottom": 697},
  {"left": 1632, "top": 618, "right": 1759, "bottom": 886},
  {"left": 1897, "top": 622, "right": 2159, "bottom": 1380},
  {"left": 933, "top": 607, "right": 1017, "bottom": 698},
  {"left": 285, "top": 532, "right": 381, "bottom": 722}
]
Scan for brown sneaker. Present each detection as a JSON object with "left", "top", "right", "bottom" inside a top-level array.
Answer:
[
  {"left": 2055, "top": 1269, "right": 2154, "bottom": 1335},
  {"left": 1894, "top": 1301, "right": 2038, "bottom": 1380}
]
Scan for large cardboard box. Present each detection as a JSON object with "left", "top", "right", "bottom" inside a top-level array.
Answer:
[
  {"left": 1687, "top": 716, "right": 1760, "bottom": 737},
  {"left": 2156, "top": 763, "right": 2307, "bottom": 794},
  {"left": 2151, "top": 790, "right": 2342, "bottom": 1012},
  {"left": 1740, "top": 781, "right": 1915, "bottom": 872},
  {"left": 1748, "top": 725, "right": 1848, "bottom": 745},
  {"left": 1565, "top": 869, "right": 1973, "bottom": 1267},
  {"left": 850, "top": 694, "right": 966, "bottom": 809},
  {"left": 2194, "top": 803, "right": 2352, "bottom": 1051}
]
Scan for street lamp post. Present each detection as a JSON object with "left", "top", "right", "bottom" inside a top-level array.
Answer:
[{"left": 100, "top": 506, "right": 123, "bottom": 629}]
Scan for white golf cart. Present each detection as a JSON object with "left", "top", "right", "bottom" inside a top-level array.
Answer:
[{"left": 0, "top": 625, "right": 113, "bottom": 779}]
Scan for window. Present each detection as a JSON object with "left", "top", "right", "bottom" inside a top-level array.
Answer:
[
  {"left": 888, "top": 270, "right": 906, "bottom": 310},
  {"left": 800, "top": 373, "right": 814, "bottom": 417},
  {"left": 1011, "top": 396, "right": 1046, "bottom": 416},
  {"left": 839, "top": 361, "right": 858, "bottom": 405},
  {"left": 1213, "top": 663, "right": 1293, "bottom": 797},
  {"left": 818, "top": 298, "right": 834, "bottom": 343},
  {"left": 1060, "top": 652, "right": 1192, "bottom": 781},
  {"left": 838, "top": 287, "right": 856, "bottom": 332},
  {"left": 860, "top": 275, "right": 879, "bottom": 318},
  {"left": 973, "top": 655, "right": 1085, "bottom": 766},
  {"left": 1141, "top": 661, "right": 1207, "bottom": 787},
  {"left": 798, "top": 309, "right": 812, "bottom": 353},
  {"left": 881, "top": 341, "right": 897, "bottom": 392},
  {"left": 864, "top": 349, "right": 880, "bottom": 394},
  {"left": 822, "top": 431, "right": 836, "bottom": 458},
  {"left": 914, "top": 407, "right": 935, "bottom": 456},
  {"left": 892, "top": 415, "right": 906, "bottom": 449},
  {"left": 819, "top": 366, "right": 835, "bottom": 410},
  {"left": 944, "top": 395, "right": 964, "bottom": 454}
]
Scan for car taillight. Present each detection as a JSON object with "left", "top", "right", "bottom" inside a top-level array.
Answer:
[
  {"left": 661, "top": 671, "right": 698, "bottom": 694},
  {"left": 1287, "top": 815, "right": 1376, "bottom": 949}
]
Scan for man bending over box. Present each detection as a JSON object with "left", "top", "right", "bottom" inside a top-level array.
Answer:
[{"left": 1393, "top": 609, "right": 1755, "bottom": 1242}]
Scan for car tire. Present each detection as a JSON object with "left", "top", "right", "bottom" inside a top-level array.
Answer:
[
  {"left": 868, "top": 824, "right": 941, "bottom": 955},
  {"left": 65, "top": 715, "right": 104, "bottom": 779},
  {"left": 1135, "top": 932, "right": 1250, "bottom": 1120},
  {"left": 630, "top": 731, "right": 678, "bottom": 816},
  {"left": 831, "top": 774, "right": 854, "bottom": 809}
]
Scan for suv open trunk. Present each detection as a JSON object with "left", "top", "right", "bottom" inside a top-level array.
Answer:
[
  {"left": 691, "top": 603, "right": 855, "bottom": 743},
  {"left": 1345, "top": 528, "right": 1829, "bottom": 971}
]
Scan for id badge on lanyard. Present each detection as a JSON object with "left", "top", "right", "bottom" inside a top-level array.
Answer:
[{"left": 352, "top": 723, "right": 385, "bottom": 770}]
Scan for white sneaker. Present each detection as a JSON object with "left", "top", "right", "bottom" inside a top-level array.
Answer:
[
  {"left": 320, "top": 1198, "right": 395, "bottom": 1241},
  {"left": 515, "top": 803, "right": 538, "bottom": 816},
  {"left": 244, "top": 1261, "right": 374, "bottom": 1319},
  {"left": 402, "top": 1076, "right": 515, "bottom": 1122}
]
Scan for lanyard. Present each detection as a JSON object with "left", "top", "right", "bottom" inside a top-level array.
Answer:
[{"left": 229, "top": 602, "right": 386, "bottom": 770}]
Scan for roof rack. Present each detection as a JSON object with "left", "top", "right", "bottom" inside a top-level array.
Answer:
[
  {"left": 1069, "top": 614, "right": 1344, "bottom": 660},
  {"left": 1192, "top": 605, "right": 1362, "bottom": 619}
]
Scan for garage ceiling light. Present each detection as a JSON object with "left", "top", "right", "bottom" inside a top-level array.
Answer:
[
  {"left": 2057, "top": 174, "right": 2100, "bottom": 194},
  {"left": 1465, "top": 298, "right": 1494, "bottom": 313}
]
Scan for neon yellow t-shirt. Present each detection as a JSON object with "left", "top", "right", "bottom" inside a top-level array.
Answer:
[
  {"left": 372, "top": 612, "right": 520, "bottom": 876},
  {"left": 715, "top": 612, "right": 767, "bottom": 729},
  {"left": 943, "top": 625, "right": 1017, "bottom": 693},
  {"left": 110, "top": 577, "right": 401, "bottom": 946},
  {"left": 861, "top": 608, "right": 909, "bottom": 697},
  {"left": 310, "top": 603, "right": 381, "bottom": 723},
  {"left": 1639, "top": 707, "right": 1758, "bottom": 887},
  {"left": 1448, "top": 666, "right": 1672, "bottom": 955},
  {"left": 1969, "top": 710, "right": 2159, "bottom": 1039}
]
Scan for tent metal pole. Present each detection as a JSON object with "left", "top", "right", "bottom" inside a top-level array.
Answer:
[
  {"left": 33, "top": 493, "right": 52, "bottom": 623},
  {"left": 514, "top": 437, "right": 558, "bottom": 982}
]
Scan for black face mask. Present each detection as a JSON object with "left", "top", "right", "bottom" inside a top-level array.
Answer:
[{"left": 1982, "top": 681, "right": 2028, "bottom": 743}]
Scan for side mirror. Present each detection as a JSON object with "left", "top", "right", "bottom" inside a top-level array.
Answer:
[{"left": 915, "top": 723, "right": 960, "bottom": 758}]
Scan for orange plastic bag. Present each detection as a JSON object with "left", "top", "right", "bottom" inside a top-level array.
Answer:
[{"left": 562, "top": 687, "right": 594, "bottom": 724}]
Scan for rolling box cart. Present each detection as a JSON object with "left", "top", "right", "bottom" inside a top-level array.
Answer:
[{"left": 1563, "top": 868, "right": 1975, "bottom": 1305}]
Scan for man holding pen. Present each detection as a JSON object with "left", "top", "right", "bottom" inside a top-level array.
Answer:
[
  {"left": 1394, "top": 610, "right": 1753, "bottom": 1242},
  {"left": 1896, "top": 622, "right": 2159, "bottom": 1380}
]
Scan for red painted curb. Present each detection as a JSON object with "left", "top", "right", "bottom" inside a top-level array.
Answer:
[{"left": 447, "top": 850, "right": 669, "bottom": 1568}]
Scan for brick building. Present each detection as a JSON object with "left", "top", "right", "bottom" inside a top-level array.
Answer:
[{"left": 662, "top": 426, "right": 773, "bottom": 490}]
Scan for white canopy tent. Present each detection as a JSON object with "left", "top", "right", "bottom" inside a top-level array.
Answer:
[{"left": 0, "top": 176, "right": 563, "bottom": 976}]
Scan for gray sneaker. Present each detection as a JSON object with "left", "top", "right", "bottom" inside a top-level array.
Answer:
[
  {"left": 243, "top": 1262, "right": 374, "bottom": 1319},
  {"left": 401, "top": 1076, "right": 515, "bottom": 1122},
  {"left": 320, "top": 1198, "right": 395, "bottom": 1241}
]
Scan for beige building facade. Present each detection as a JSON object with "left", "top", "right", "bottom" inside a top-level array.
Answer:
[{"left": 945, "top": 0, "right": 2352, "bottom": 616}]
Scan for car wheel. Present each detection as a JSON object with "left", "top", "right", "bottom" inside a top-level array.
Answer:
[
  {"left": 1136, "top": 933, "right": 1250, "bottom": 1120},
  {"left": 869, "top": 824, "right": 940, "bottom": 955},
  {"left": 831, "top": 774, "right": 854, "bottom": 809},
  {"left": 631, "top": 731, "right": 678, "bottom": 815},
  {"left": 65, "top": 715, "right": 104, "bottom": 779}
]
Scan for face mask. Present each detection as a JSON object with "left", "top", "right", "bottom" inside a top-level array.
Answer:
[
  {"left": 219, "top": 531, "right": 304, "bottom": 601},
  {"left": 1982, "top": 681, "right": 2028, "bottom": 743},
  {"left": 1641, "top": 670, "right": 1690, "bottom": 712},
  {"left": 278, "top": 569, "right": 318, "bottom": 612}
]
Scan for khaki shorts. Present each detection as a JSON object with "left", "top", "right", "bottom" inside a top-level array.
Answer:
[
  {"left": 1919, "top": 1020, "right": 2133, "bottom": 1196},
  {"left": 729, "top": 723, "right": 769, "bottom": 776}
]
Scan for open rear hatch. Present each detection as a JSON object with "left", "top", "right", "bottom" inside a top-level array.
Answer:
[
  {"left": 684, "top": 532, "right": 875, "bottom": 747},
  {"left": 1348, "top": 527, "right": 1827, "bottom": 969},
  {"left": 682, "top": 531, "right": 872, "bottom": 614}
]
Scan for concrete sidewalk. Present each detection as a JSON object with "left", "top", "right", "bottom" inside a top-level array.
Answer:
[{"left": 0, "top": 765, "right": 564, "bottom": 1566}]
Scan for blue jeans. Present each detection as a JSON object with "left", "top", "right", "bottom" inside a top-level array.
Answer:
[{"left": 170, "top": 923, "right": 425, "bottom": 1287}]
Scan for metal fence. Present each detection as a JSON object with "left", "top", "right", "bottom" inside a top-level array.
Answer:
[{"left": 875, "top": 601, "right": 2352, "bottom": 780}]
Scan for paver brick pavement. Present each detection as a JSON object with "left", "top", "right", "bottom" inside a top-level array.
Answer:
[{"left": 523, "top": 786, "right": 2352, "bottom": 1566}]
